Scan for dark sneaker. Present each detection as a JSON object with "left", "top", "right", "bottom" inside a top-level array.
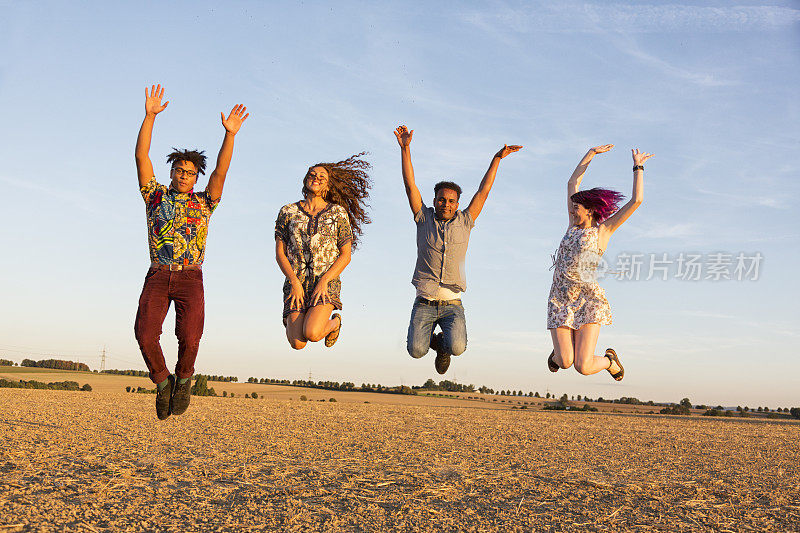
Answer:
[
  {"left": 435, "top": 352, "right": 451, "bottom": 374},
  {"left": 432, "top": 333, "right": 450, "bottom": 374},
  {"left": 171, "top": 377, "right": 193, "bottom": 415},
  {"left": 155, "top": 375, "right": 174, "bottom": 420},
  {"left": 430, "top": 332, "right": 442, "bottom": 353}
]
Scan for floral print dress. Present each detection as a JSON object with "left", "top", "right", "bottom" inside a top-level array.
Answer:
[
  {"left": 547, "top": 226, "right": 612, "bottom": 330},
  {"left": 275, "top": 202, "right": 353, "bottom": 320}
]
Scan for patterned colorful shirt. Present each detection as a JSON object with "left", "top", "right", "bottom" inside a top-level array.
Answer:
[
  {"left": 140, "top": 177, "right": 220, "bottom": 266},
  {"left": 274, "top": 202, "right": 353, "bottom": 282}
]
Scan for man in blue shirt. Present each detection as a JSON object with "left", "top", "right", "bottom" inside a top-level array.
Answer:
[{"left": 394, "top": 125, "right": 521, "bottom": 374}]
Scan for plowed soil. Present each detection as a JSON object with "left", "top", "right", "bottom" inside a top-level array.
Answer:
[{"left": 1, "top": 389, "right": 798, "bottom": 532}]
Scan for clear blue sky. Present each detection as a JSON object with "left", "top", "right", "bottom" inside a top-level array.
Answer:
[{"left": 1, "top": 1, "right": 798, "bottom": 407}]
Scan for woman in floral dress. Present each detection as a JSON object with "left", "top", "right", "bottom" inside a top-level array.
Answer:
[
  {"left": 547, "top": 145, "right": 654, "bottom": 380},
  {"left": 275, "top": 153, "right": 371, "bottom": 349}
]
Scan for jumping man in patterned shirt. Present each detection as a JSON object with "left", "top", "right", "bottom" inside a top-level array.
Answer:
[
  {"left": 394, "top": 125, "right": 521, "bottom": 374},
  {"left": 134, "top": 84, "right": 248, "bottom": 420}
]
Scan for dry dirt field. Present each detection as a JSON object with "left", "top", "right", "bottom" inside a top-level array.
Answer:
[{"left": 1, "top": 387, "right": 798, "bottom": 532}]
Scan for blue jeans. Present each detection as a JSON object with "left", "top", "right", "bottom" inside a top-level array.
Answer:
[{"left": 406, "top": 298, "right": 467, "bottom": 358}]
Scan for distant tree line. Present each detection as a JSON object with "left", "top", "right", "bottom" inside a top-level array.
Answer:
[
  {"left": 495, "top": 389, "right": 529, "bottom": 396},
  {"left": 246, "top": 376, "right": 417, "bottom": 396},
  {"left": 125, "top": 375, "right": 231, "bottom": 396},
  {"left": 540, "top": 394, "right": 598, "bottom": 412},
  {"left": 0, "top": 359, "right": 16, "bottom": 367},
  {"left": 103, "top": 369, "right": 150, "bottom": 377},
  {"left": 656, "top": 398, "right": 800, "bottom": 419},
  {"left": 202, "top": 374, "right": 238, "bottom": 382},
  {"left": 0, "top": 378, "right": 91, "bottom": 391},
  {"left": 543, "top": 402, "right": 598, "bottom": 412},
  {"left": 104, "top": 370, "right": 237, "bottom": 382},
  {"left": 21, "top": 358, "right": 90, "bottom": 372},
  {"left": 415, "top": 379, "right": 476, "bottom": 393},
  {"left": 122, "top": 373, "right": 800, "bottom": 418},
  {"left": 250, "top": 377, "right": 292, "bottom": 384},
  {"left": 125, "top": 386, "right": 155, "bottom": 394},
  {"left": 612, "top": 397, "right": 657, "bottom": 406}
]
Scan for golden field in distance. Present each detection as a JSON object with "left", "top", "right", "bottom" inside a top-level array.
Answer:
[{"left": 0, "top": 367, "right": 755, "bottom": 416}]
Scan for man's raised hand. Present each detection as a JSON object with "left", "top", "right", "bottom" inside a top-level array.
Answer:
[
  {"left": 495, "top": 144, "right": 523, "bottom": 159},
  {"left": 221, "top": 104, "right": 249, "bottom": 135},
  {"left": 394, "top": 125, "right": 413, "bottom": 148},
  {"left": 145, "top": 84, "right": 169, "bottom": 116},
  {"left": 590, "top": 144, "right": 614, "bottom": 154}
]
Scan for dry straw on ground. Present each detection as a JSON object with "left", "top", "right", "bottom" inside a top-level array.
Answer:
[{"left": 0, "top": 389, "right": 798, "bottom": 532}]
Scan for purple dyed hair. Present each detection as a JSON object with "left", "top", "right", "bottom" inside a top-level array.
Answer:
[{"left": 571, "top": 187, "right": 626, "bottom": 222}]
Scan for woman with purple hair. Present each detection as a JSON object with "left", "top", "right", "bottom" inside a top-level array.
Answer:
[{"left": 547, "top": 145, "right": 654, "bottom": 380}]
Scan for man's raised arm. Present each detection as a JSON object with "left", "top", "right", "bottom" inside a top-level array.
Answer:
[
  {"left": 135, "top": 84, "right": 169, "bottom": 188},
  {"left": 206, "top": 104, "right": 249, "bottom": 201},
  {"left": 394, "top": 125, "right": 423, "bottom": 216},
  {"left": 466, "top": 144, "right": 522, "bottom": 221}
]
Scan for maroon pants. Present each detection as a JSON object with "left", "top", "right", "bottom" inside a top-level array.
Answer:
[{"left": 134, "top": 268, "right": 204, "bottom": 384}]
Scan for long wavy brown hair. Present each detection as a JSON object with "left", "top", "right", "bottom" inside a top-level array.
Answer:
[{"left": 303, "top": 152, "right": 372, "bottom": 249}]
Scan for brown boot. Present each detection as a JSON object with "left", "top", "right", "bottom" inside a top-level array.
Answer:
[{"left": 171, "top": 377, "right": 193, "bottom": 415}]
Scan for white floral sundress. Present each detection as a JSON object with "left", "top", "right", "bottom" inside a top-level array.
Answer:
[{"left": 547, "top": 226, "right": 612, "bottom": 330}]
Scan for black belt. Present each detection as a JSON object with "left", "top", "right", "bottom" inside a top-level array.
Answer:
[{"left": 415, "top": 296, "right": 461, "bottom": 306}]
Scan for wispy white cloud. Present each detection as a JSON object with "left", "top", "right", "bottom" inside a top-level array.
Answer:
[
  {"left": 694, "top": 187, "right": 788, "bottom": 209},
  {"left": 469, "top": 329, "right": 550, "bottom": 353},
  {"left": 628, "top": 222, "right": 699, "bottom": 240},
  {"left": 461, "top": 3, "right": 799, "bottom": 87},
  {"left": 681, "top": 310, "right": 737, "bottom": 320},
  {"left": 0, "top": 175, "right": 120, "bottom": 219},
  {"left": 676, "top": 311, "right": 799, "bottom": 338},
  {"left": 461, "top": 4, "right": 800, "bottom": 35},
  {"left": 610, "top": 36, "right": 735, "bottom": 87},
  {"left": 734, "top": 232, "right": 799, "bottom": 244}
]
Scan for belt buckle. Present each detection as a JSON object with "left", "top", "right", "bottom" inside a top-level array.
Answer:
[{"left": 169, "top": 264, "right": 182, "bottom": 272}]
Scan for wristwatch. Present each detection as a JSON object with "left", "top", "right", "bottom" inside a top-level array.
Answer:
[{"left": 633, "top": 165, "right": 644, "bottom": 171}]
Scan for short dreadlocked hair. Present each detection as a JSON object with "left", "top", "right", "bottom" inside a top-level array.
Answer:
[
  {"left": 434, "top": 181, "right": 462, "bottom": 200},
  {"left": 166, "top": 148, "right": 207, "bottom": 175},
  {"left": 304, "top": 152, "right": 372, "bottom": 250}
]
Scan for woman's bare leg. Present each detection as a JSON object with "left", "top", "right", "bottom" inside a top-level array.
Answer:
[
  {"left": 285, "top": 311, "right": 307, "bottom": 350},
  {"left": 573, "top": 323, "right": 618, "bottom": 375},
  {"left": 303, "top": 304, "right": 338, "bottom": 342},
  {"left": 550, "top": 327, "right": 576, "bottom": 369}
]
